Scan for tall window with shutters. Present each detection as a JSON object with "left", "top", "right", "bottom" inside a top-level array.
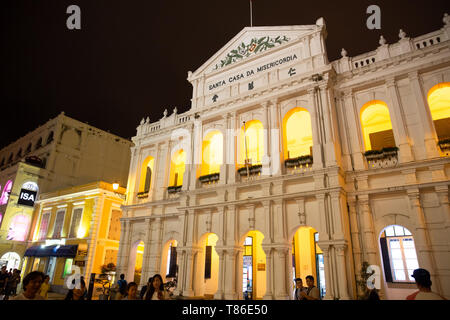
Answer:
[
  {"left": 52, "top": 210, "right": 65, "bottom": 239},
  {"left": 38, "top": 212, "right": 51, "bottom": 240},
  {"left": 69, "top": 208, "right": 83, "bottom": 238},
  {"left": 204, "top": 246, "right": 212, "bottom": 279},
  {"left": 166, "top": 244, "right": 177, "bottom": 278}
]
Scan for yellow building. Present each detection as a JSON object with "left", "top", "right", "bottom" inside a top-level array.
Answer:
[{"left": 21, "top": 181, "right": 125, "bottom": 294}]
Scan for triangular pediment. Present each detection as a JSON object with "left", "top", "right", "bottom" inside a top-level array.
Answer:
[{"left": 192, "top": 25, "right": 321, "bottom": 77}]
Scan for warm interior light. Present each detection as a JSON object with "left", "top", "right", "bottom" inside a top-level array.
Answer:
[
  {"left": 113, "top": 183, "right": 119, "bottom": 190},
  {"left": 77, "top": 226, "right": 86, "bottom": 238},
  {"left": 360, "top": 100, "right": 394, "bottom": 150}
]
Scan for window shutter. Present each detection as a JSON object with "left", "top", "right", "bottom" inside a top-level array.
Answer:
[
  {"left": 39, "top": 213, "right": 50, "bottom": 240},
  {"left": 53, "top": 211, "right": 65, "bottom": 238},
  {"left": 144, "top": 167, "right": 152, "bottom": 192},
  {"left": 380, "top": 237, "right": 393, "bottom": 283},
  {"left": 204, "top": 246, "right": 212, "bottom": 279},
  {"left": 168, "top": 246, "right": 177, "bottom": 277},
  {"left": 70, "top": 209, "right": 82, "bottom": 238}
]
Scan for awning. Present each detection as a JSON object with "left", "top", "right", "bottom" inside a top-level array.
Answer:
[
  {"left": 54, "top": 245, "right": 78, "bottom": 257},
  {"left": 23, "top": 244, "right": 78, "bottom": 258},
  {"left": 24, "top": 246, "right": 40, "bottom": 257},
  {"left": 35, "top": 245, "right": 58, "bottom": 257}
]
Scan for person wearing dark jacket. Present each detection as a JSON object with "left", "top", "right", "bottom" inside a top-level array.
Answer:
[{"left": 140, "top": 277, "right": 152, "bottom": 299}]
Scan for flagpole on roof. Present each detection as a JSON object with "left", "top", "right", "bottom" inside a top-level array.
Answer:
[{"left": 250, "top": 0, "right": 253, "bottom": 27}]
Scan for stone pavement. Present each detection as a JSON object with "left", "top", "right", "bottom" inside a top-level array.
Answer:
[{"left": 47, "top": 292, "right": 66, "bottom": 300}]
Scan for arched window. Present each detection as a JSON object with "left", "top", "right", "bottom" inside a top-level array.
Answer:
[
  {"left": 283, "top": 108, "right": 313, "bottom": 159},
  {"left": 427, "top": 83, "right": 450, "bottom": 141},
  {"left": 16, "top": 149, "right": 22, "bottom": 160},
  {"left": 360, "top": 100, "right": 396, "bottom": 151},
  {"left": 138, "top": 156, "right": 154, "bottom": 193},
  {"left": 0, "top": 180, "right": 13, "bottom": 205},
  {"left": 46, "top": 131, "right": 54, "bottom": 144},
  {"left": 6, "top": 215, "right": 30, "bottom": 241},
  {"left": 379, "top": 225, "right": 419, "bottom": 283},
  {"left": 169, "top": 149, "right": 186, "bottom": 187},
  {"left": 201, "top": 130, "right": 223, "bottom": 176},
  {"left": 25, "top": 143, "right": 32, "bottom": 154},
  {"left": 35, "top": 137, "right": 42, "bottom": 150},
  {"left": 239, "top": 120, "right": 264, "bottom": 167}
]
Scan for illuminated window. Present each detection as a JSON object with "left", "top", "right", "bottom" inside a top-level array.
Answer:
[
  {"left": 6, "top": 215, "right": 30, "bottom": 241},
  {"left": 239, "top": 120, "right": 264, "bottom": 167},
  {"left": 283, "top": 108, "right": 313, "bottom": 159},
  {"left": 69, "top": 208, "right": 83, "bottom": 238},
  {"left": 360, "top": 100, "right": 396, "bottom": 151},
  {"left": 380, "top": 225, "right": 418, "bottom": 283},
  {"left": 169, "top": 149, "right": 186, "bottom": 187},
  {"left": 0, "top": 180, "right": 13, "bottom": 205},
  {"left": 243, "top": 236, "right": 253, "bottom": 298},
  {"left": 139, "top": 156, "right": 154, "bottom": 193},
  {"left": 201, "top": 130, "right": 223, "bottom": 176},
  {"left": 427, "top": 83, "right": 450, "bottom": 141},
  {"left": 38, "top": 212, "right": 51, "bottom": 240},
  {"left": 52, "top": 210, "right": 65, "bottom": 238}
]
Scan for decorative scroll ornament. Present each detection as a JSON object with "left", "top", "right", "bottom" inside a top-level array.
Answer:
[{"left": 213, "top": 36, "right": 290, "bottom": 70}]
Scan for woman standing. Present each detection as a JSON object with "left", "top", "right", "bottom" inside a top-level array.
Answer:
[
  {"left": 38, "top": 275, "right": 50, "bottom": 299},
  {"left": 65, "top": 278, "right": 86, "bottom": 300},
  {"left": 144, "top": 274, "right": 170, "bottom": 300}
]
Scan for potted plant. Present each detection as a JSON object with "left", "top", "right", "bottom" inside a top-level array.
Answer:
[
  {"left": 381, "top": 146, "right": 399, "bottom": 157},
  {"left": 438, "top": 138, "right": 450, "bottom": 150},
  {"left": 168, "top": 185, "right": 182, "bottom": 194}
]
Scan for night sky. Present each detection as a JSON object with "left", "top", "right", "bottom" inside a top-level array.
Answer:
[{"left": 1, "top": 0, "right": 449, "bottom": 149}]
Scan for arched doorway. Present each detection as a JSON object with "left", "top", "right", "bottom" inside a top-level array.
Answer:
[
  {"left": 161, "top": 240, "right": 178, "bottom": 283},
  {"left": 292, "top": 226, "right": 326, "bottom": 299},
  {"left": 241, "top": 230, "right": 266, "bottom": 300},
  {"left": 194, "top": 233, "right": 219, "bottom": 297},
  {"left": 0, "top": 252, "right": 20, "bottom": 270},
  {"left": 127, "top": 241, "right": 144, "bottom": 284}
]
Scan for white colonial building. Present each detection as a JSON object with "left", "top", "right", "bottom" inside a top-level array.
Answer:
[{"left": 118, "top": 15, "right": 450, "bottom": 300}]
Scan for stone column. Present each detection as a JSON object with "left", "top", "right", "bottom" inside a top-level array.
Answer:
[
  {"left": 435, "top": 186, "right": 450, "bottom": 249},
  {"left": 348, "top": 197, "right": 362, "bottom": 293},
  {"left": 262, "top": 245, "right": 274, "bottom": 300},
  {"left": 318, "top": 243, "right": 335, "bottom": 300},
  {"left": 116, "top": 219, "right": 129, "bottom": 276},
  {"left": 227, "top": 112, "right": 237, "bottom": 183},
  {"left": 140, "top": 218, "right": 152, "bottom": 288},
  {"left": 273, "top": 246, "right": 290, "bottom": 299},
  {"left": 269, "top": 99, "right": 282, "bottom": 176},
  {"left": 214, "top": 247, "right": 225, "bottom": 299},
  {"left": 173, "top": 248, "right": 185, "bottom": 296},
  {"left": 408, "top": 71, "right": 439, "bottom": 159},
  {"left": 335, "top": 244, "right": 351, "bottom": 300},
  {"left": 407, "top": 189, "right": 441, "bottom": 293},
  {"left": 261, "top": 101, "right": 271, "bottom": 176},
  {"left": 308, "top": 88, "right": 324, "bottom": 169},
  {"left": 220, "top": 115, "right": 228, "bottom": 185},
  {"left": 183, "top": 247, "right": 200, "bottom": 297},
  {"left": 319, "top": 85, "right": 337, "bottom": 166},
  {"left": 359, "top": 196, "right": 377, "bottom": 266},
  {"left": 342, "top": 91, "right": 366, "bottom": 170},
  {"left": 330, "top": 191, "right": 345, "bottom": 240},
  {"left": 316, "top": 194, "right": 330, "bottom": 241},
  {"left": 272, "top": 200, "right": 285, "bottom": 243},
  {"left": 223, "top": 247, "right": 239, "bottom": 299},
  {"left": 385, "top": 79, "right": 413, "bottom": 163},
  {"left": 85, "top": 197, "right": 105, "bottom": 279}
]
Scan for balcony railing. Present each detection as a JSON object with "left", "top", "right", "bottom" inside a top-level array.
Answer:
[
  {"left": 137, "top": 191, "right": 149, "bottom": 199},
  {"left": 364, "top": 147, "right": 399, "bottom": 169},
  {"left": 237, "top": 164, "right": 262, "bottom": 176},
  {"left": 167, "top": 185, "right": 182, "bottom": 194},
  {"left": 438, "top": 138, "right": 450, "bottom": 156},
  {"left": 198, "top": 173, "right": 220, "bottom": 185}
]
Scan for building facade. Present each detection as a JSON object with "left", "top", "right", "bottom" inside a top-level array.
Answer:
[
  {"left": 21, "top": 181, "right": 125, "bottom": 294},
  {"left": 0, "top": 112, "right": 132, "bottom": 274},
  {"left": 117, "top": 15, "right": 450, "bottom": 300}
]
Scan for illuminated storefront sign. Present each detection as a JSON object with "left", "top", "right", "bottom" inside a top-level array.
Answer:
[{"left": 17, "top": 181, "right": 39, "bottom": 207}]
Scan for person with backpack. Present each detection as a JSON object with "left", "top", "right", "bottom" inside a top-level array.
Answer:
[{"left": 116, "top": 274, "right": 127, "bottom": 300}]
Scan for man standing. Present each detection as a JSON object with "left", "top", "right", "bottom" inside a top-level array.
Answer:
[
  {"left": 406, "top": 268, "right": 446, "bottom": 300},
  {"left": 300, "top": 275, "right": 321, "bottom": 300},
  {"left": 293, "top": 278, "right": 307, "bottom": 300}
]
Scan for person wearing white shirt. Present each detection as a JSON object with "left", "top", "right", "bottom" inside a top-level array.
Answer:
[{"left": 11, "top": 271, "right": 45, "bottom": 300}]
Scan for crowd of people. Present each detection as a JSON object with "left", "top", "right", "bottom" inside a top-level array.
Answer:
[
  {"left": 0, "top": 266, "right": 445, "bottom": 300},
  {"left": 0, "top": 266, "right": 22, "bottom": 300}
]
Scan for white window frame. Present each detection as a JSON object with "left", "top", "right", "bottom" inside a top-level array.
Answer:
[
  {"left": 69, "top": 206, "right": 84, "bottom": 239},
  {"left": 52, "top": 209, "right": 66, "bottom": 239},
  {"left": 386, "top": 235, "right": 417, "bottom": 283}
]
